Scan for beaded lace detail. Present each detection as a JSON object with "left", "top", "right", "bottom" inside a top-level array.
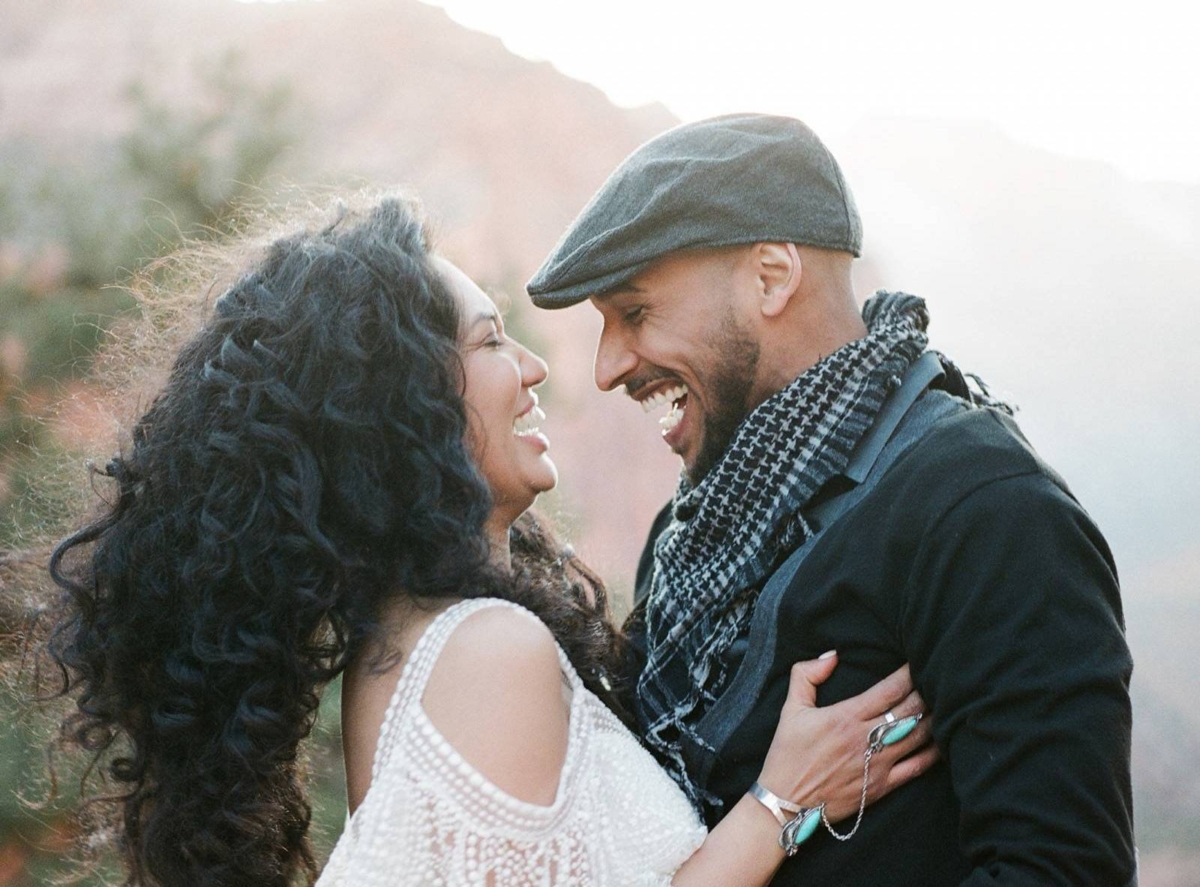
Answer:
[{"left": 317, "top": 598, "right": 706, "bottom": 886}]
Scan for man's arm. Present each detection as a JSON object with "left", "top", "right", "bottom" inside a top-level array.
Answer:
[{"left": 903, "top": 468, "right": 1135, "bottom": 886}]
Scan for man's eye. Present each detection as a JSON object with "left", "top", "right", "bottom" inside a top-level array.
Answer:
[
  {"left": 624, "top": 306, "right": 644, "bottom": 325},
  {"left": 484, "top": 336, "right": 503, "bottom": 348}
]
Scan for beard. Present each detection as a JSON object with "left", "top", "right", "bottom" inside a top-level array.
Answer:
[{"left": 686, "top": 313, "right": 761, "bottom": 485}]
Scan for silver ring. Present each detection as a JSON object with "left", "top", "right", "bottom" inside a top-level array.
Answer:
[{"left": 868, "top": 710, "right": 898, "bottom": 749}]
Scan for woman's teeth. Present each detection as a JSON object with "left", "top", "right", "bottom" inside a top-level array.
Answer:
[
  {"left": 660, "top": 402, "right": 683, "bottom": 433},
  {"left": 639, "top": 383, "right": 687, "bottom": 434},
  {"left": 641, "top": 383, "right": 688, "bottom": 413},
  {"left": 513, "top": 406, "right": 546, "bottom": 436}
]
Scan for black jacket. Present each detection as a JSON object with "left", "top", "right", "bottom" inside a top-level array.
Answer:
[{"left": 629, "top": 376, "right": 1135, "bottom": 886}]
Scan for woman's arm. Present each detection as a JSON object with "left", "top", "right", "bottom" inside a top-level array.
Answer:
[
  {"left": 671, "top": 791, "right": 788, "bottom": 886},
  {"left": 421, "top": 612, "right": 935, "bottom": 886},
  {"left": 671, "top": 653, "right": 938, "bottom": 887}
]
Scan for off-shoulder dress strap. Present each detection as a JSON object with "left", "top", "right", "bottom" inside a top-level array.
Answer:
[
  {"left": 319, "top": 597, "right": 705, "bottom": 887},
  {"left": 370, "top": 597, "right": 581, "bottom": 787}
]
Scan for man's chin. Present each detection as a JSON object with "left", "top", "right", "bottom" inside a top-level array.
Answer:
[
  {"left": 676, "top": 424, "right": 706, "bottom": 485},
  {"left": 682, "top": 439, "right": 720, "bottom": 486},
  {"left": 683, "top": 414, "right": 750, "bottom": 485}
]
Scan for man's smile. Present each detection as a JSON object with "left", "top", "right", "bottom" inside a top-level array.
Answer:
[{"left": 628, "top": 380, "right": 691, "bottom": 439}]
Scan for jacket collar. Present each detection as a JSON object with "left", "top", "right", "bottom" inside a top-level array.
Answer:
[{"left": 843, "top": 350, "right": 945, "bottom": 484}]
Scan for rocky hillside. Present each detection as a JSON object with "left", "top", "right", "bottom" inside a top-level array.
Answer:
[{"left": 0, "top": 0, "right": 685, "bottom": 579}]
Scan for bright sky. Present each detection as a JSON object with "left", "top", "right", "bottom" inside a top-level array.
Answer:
[{"left": 420, "top": 0, "right": 1200, "bottom": 185}]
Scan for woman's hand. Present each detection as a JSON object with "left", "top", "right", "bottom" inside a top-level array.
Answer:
[{"left": 757, "top": 653, "right": 939, "bottom": 823}]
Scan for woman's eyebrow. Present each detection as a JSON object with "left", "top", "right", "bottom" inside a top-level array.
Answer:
[
  {"left": 489, "top": 288, "right": 512, "bottom": 314},
  {"left": 470, "top": 310, "right": 500, "bottom": 328}
]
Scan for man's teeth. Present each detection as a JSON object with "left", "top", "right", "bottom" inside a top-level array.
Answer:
[
  {"left": 513, "top": 406, "right": 546, "bottom": 436},
  {"left": 641, "top": 383, "right": 689, "bottom": 414}
]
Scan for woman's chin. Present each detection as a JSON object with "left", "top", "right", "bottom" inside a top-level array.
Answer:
[
  {"left": 536, "top": 456, "right": 559, "bottom": 492},
  {"left": 522, "top": 450, "right": 559, "bottom": 495},
  {"left": 492, "top": 464, "right": 559, "bottom": 521},
  {"left": 520, "top": 473, "right": 559, "bottom": 510}
]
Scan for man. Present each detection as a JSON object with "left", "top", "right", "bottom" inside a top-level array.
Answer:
[{"left": 527, "top": 114, "right": 1135, "bottom": 885}]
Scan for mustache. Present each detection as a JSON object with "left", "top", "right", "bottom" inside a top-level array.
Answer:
[{"left": 623, "top": 371, "right": 683, "bottom": 400}]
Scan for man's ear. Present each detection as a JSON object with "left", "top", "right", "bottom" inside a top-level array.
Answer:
[{"left": 754, "top": 242, "right": 802, "bottom": 318}]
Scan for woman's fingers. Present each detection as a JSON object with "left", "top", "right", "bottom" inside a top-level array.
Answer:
[
  {"left": 849, "top": 663, "right": 914, "bottom": 718},
  {"left": 867, "top": 703, "right": 934, "bottom": 760},
  {"left": 784, "top": 651, "right": 839, "bottom": 708},
  {"left": 867, "top": 715, "right": 937, "bottom": 805},
  {"left": 873, "top": 744, "right": 942, "bottom": 800},
  {"left": 865, "top": 703, "right": 941, "bottom": 805},
  {"left": 884, "top": 688, "right": 925, "bottom": 722},
  {"left": 876, "top": 711, "right": 934, "bottom": 756}
]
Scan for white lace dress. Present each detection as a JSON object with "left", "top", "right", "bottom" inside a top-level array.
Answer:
[{"left": 317, "top": 598, "right": 707, "bottom": 887}]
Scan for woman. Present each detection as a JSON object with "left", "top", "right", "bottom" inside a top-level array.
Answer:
[{"left": 44, "top": 194, "right": 936, "bottom": 886}]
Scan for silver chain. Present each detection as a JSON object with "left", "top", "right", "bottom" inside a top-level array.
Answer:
[{"left": 820, "top": 742, "right": 876, "bottom": 841}]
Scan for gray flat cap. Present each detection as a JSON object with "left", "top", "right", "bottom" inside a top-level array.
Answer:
[{"left": 527, "top": 113, "right": 862, "bottom": 308}]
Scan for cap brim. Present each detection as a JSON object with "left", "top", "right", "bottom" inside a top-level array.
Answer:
[{"left": 527, "top": 259, "right": 654, "bottom": 310}]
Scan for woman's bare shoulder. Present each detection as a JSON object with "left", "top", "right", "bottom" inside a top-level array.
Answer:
[{"left": 423, "top": 602, "right": 570, "bottom": 805}]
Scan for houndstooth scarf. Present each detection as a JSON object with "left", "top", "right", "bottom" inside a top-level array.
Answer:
[{"left": 634, "top": 291, "right": 936, "bottom": 811}]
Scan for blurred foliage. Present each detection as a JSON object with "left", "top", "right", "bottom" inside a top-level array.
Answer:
[
  {"left": 0, "top": 54, "right": 343, "bottom": 886},
  {"left": 0, "top": 52, "right": 294, "bottom": 549},
  {"left": 122, "top": 53, "right": 294, "bottom": 239}
]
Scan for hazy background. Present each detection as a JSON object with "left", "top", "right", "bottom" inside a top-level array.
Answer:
[{"left": 0, "top": 0, "right": 1196, "bottom": 883}]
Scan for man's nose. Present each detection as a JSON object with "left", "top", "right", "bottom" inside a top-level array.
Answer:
[{"left": 593, "top": 327, "right": 638, "bottom": 391}]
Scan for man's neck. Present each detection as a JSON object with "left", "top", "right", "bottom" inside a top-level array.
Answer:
[{"left": 751, "top": 311, "right": 868, "bottom": 409}]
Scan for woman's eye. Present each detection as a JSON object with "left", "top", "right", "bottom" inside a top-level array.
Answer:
[{"left": 484, "top": 336, "right": 502, "bottom": 348}]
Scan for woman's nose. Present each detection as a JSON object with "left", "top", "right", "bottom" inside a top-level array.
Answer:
[{"left": 522, "top": 345, "right": 549, "bottom": 388}]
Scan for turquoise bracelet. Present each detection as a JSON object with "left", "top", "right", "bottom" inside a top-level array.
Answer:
[{"left": 747, "top": 781, "right": 824, "bottom": 857}]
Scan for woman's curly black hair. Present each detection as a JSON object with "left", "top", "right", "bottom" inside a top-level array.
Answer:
[{"left": 43, "top": 194, "right": 629, "bottom": 887}]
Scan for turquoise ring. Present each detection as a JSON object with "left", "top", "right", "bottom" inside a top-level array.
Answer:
[{"left": 868, "top": 712, "right": 922, "bottom": 750}]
